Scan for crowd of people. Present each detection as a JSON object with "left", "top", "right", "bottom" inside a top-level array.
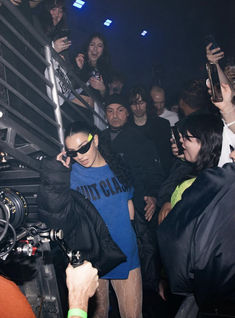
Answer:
[{"left": 1, "top": 0, "right": 235, "bottom": 318}]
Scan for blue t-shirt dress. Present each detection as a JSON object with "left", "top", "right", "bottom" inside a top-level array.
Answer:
[{"left": 70, "top": 163, "right": 139, "bottom": 279}]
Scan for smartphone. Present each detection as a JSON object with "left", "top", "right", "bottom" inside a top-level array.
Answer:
[
  {"left": 204, "top": 34, "right": 221, "bottom": 53},
  {"left": 171, "top": 126, "right": 184, "bottom": 156},
  {"left": 206, "top": 62, "right": 223, "bottom": 102},
  {"left": 91, "top": 69, "right": 101, "bottom": 80},
  {"left": 58, "top": 28, "right": 71, "bottom": 40}
]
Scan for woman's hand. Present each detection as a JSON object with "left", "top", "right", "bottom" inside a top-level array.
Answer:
[
  {"left": 75, "top": 53, "right": 85, "bottom": 70},
  {"left": 170, "top": 138, "right": 185, "bottom": 159},
  {"left": 144, "top": 196, "right": 157, "bottom": 222},
  {"left": 206, "top": 43, "right": 224, "bottom": 64},
  {"left": 56, "top": 151, "right": 71, "bottom": 168},
  {"left": 53, "top": 37, "right": 72, "bottom": 53},
  {"left": 89, "top": 76, "right": 106, "bottom": 96},
  {"left": 158, "top": 202, "right": 172, "bottom": 225},
  {"left": 158, "top": 279, "right": 167, "bottom": 301}
]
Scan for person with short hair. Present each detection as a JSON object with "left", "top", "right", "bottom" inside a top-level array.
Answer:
[
  {"left": 150, "top": 86, "right": 179, "bottom": 126},
  {"left": 158, "top": 113, "right": 223, "bottom": 224},
  {"left": 157, "top": 119, "right": 235, "bottom": 317}
]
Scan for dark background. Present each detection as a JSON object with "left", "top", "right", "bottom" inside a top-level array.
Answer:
[{"left": 65, "top": 0, "right": 235, "bottom": 104}]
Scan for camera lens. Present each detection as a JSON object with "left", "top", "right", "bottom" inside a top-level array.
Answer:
[{"left": 0, "top": 189, "right": 28, "bottom": 229}]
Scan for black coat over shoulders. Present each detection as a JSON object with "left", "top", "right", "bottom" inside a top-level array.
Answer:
[
  {"left": 157, "top": 163, "right": 235, "bottom": 308},
  {"left": 38, "top": 158, "right": 126, "bottom": 276}
]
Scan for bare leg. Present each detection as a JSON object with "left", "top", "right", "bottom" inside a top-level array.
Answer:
[
  {"left": 111, "top": 267, "right": 143, "bottom": 318},
  {"left": 92, "top": 278, "right": 109, "bottom": 318}
]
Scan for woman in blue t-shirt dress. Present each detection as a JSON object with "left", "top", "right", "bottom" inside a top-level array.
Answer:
[{"left": 57, "top": 121, "right": 142, "bottom": 318}]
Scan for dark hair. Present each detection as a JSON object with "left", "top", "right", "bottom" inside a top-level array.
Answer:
[
  {"left": 105, "top": 94, "right": 129, "bottom": 111},
  {"left": 82, "top": 32, "right": 111, "bottom": 71},
  {"left": 64, "top": 121, "right": 132, "bottom": 188},
  {"left": 109, "top": 71, "right": 125, "bottom": 84},
  {"left": 128, "top": 85, "right": 150, "bottom": 106},
  {"left": 40, "top": 0, "right": 66, "bottom": 40},
  {"left": 180, "top": 113, "right": 223, "bottom": 172},
  {"left": 180, "top": 80, "right": 209, "bottom": 110},
  {"left": 44, "top": 0, "right": 65, "bottom": 12}
]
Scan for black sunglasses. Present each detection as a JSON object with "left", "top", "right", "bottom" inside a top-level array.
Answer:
[{"left": 66, "top": 134, "right": 93, "bottom": 157}]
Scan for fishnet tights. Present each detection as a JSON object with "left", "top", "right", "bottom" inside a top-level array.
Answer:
[{"left": 92, "top": 267, "right": 143, "bottom": 318}]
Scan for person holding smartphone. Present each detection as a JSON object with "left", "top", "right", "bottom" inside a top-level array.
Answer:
[
  {"left": 39, "top": 0, "right": 71, "bottom": 53},
  {"left": 206, "top": 42, "right": 234, "bottom": 90},
  {"left": 73, "top": 33, "right": 111, "bottom": 130}
]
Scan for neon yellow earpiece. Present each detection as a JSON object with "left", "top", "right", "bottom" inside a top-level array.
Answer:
[{"left": 88, "top": 133, "right": 93, "bottom": 142}]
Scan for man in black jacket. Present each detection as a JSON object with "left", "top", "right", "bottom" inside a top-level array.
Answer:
[
  {"left": 102, "top": 94, "right": 165, "bottom": 300},
  {"left": 128, "top": 85, "right": 173, "bottom": 175}
]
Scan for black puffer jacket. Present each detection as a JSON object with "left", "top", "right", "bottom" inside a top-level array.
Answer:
[
  {"left": 38, "top": 158, "right": 126, "bottom": 276},
  {"left": 157, "top": 163, "right": 235, "bottom": 308}
]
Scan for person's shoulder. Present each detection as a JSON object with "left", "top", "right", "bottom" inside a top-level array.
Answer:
[
  {"left": 149, "top": 114, "right": 170, "bottom": 124},
  {"left": 100, "top": 128, "right": 111, "bottom": 139},
  {"left": 122, "top": 124, "right": 146, "bottom": 139},
  {"left": 148, "top": 114, "right": 171, "bottom": 129},
  {"left": 160, "top": 109, "right": 179, "bottom": 126},
  {"left": 164, "top": 109, "right": 179, "bottom": 119}
]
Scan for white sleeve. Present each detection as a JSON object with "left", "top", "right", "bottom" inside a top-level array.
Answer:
[{"left": 218, "top": 124, "right": 235, "bottom": 167}]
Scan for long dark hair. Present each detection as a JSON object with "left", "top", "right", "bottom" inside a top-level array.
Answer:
[
  {"left": 82, "top": 33, "right": 111, "bottom": 73},
  {"left": 180, "top": 113, "right": 223, "bottom": 173},
  {"left": 40, "top": 0, "right": 67, "bottom": 40},
  {"left": 64, "top": 121, "right": 132, "bottom": 188}
]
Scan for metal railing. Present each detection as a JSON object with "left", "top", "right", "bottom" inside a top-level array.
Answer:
[{"left": 0, "top": 0, "right": 106, "bottom": 171}]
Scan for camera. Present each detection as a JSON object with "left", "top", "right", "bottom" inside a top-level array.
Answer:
[{"left": 0, "top": 188, "right": 82, "bottom": 265}]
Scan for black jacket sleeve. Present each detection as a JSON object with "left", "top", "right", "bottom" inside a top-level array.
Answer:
[
  {"left": 157, "top": 158, "right": 194, "bottom": 207},
  {"left": 37, "top": 158, "right": 126, "bottom": 276},
  {"left": 157, "top": 163, "right": 235, "bottom": 307}
]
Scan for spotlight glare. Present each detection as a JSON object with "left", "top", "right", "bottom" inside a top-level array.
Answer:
[
  {"left": 141, "top": 30, "right": 148, "bottom": 36},
  {"left": 104, "top": 19, "right": 112, "bottom": 27},
  {"left": 73, "top": 0, "right": 85, "bottom": 9}
]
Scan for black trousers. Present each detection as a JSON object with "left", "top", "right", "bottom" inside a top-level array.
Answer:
[{"left": 133, "top": 205, "right": 160, "bottom": 291}]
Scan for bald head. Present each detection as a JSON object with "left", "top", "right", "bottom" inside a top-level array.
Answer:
[{"left": 150, "top": 86, "right": 165, "bottom": 115}]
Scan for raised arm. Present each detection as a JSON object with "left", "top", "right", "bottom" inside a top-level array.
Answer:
[{"left": 206, "top": 43, "right": 231, "bottom": 87}]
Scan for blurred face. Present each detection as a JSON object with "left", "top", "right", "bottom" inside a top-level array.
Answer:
[
  {"left": 50, "top": 6, "right": 63, "bottom": 26},
  {"left": 130, "top": 94, "right": 147, "bottom": 118},
  {"left": 150, "top": 90, "right": 165, "bottom": 115},
  {"left": 180, "top": 131, "right": 201, "bottom": 163},
  {"left": 224, "top": 65, "right": 235, "bottom": 90},
  {"left": 65, "top": 132, "right": 100, "bottom": 168},
  {"left": 108, "top": 80, "right": 124, "bottom": 95},
  {"left": 106, "top": 103, "right": 129, "bottom": 128},
  {"left": 88, "top": 37, "right": 104, "bottom": 66}
]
